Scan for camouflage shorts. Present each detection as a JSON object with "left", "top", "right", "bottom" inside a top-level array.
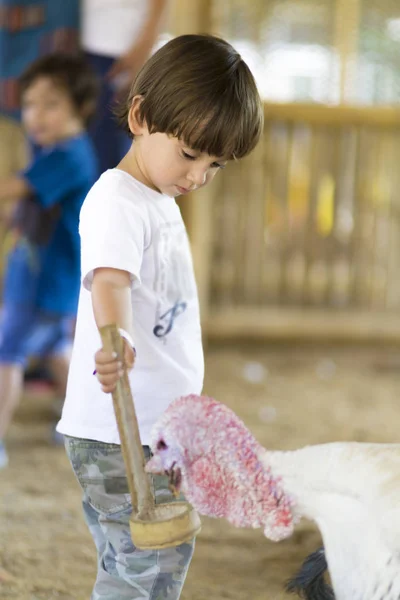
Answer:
[{"left": 64, "top": 436, "right": 195, "bottom": 600}]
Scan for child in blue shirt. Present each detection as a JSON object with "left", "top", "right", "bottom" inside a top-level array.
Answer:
[{"left": 0, "top": 53, "right": 98, "bottom": 467}]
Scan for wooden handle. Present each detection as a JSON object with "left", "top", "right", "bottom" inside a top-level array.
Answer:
[{"left": 99, "top": 324, "right": 154, "bottom": 519}]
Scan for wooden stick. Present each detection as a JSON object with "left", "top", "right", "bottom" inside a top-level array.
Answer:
[{"left": 99, "top": 324, "right": 155, "bottom": 519}]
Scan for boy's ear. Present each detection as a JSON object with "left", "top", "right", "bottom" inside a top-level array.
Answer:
[{"left": 128, "top": 95, "right": 147, "bottom": 136}]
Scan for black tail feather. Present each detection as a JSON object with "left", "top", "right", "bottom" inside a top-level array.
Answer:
[{"left": 286, "top": 547, "right": 335, "bottom": 600}]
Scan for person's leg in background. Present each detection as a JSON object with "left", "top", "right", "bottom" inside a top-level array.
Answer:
[
  {"left": 48, "top": 354, "right": 69, "bottom": 398},
  {"left": 85, "top": 52, "right": 131, "bottom": 176},
  {"left": 23, "top": 314, "right": 74, "bottom": 445},
  {"left": 0, "top": 237, "right": 42, "bottom": 467},
  {"left": 0, "top": 303, "right": 38, "bottom": 468},
  {"left": 47, "top": 317, "right": 74, "bottom": 444},
  {"left": 0, "top": 305, "right": 74, "bottom": 467},
  {"left": 0, "top": 364, "right": 24, "bottom": 466}
]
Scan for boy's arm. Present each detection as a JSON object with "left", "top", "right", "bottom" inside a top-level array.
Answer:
[
  {"left": 92, "top": 267, "right": 136, "bottom": 394},
  {"left": 92, "top": 267, "right": 133, "bottom": 332},
  {"left": 0, "top": 176, "right": 31, "bottom": 201}
]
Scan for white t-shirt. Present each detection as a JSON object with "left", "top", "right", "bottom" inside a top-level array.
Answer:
[
  {"left": 81, "top": 0, "right": 149, "bottom": 58},
  {"left": 57, "top": 169, "right": 204, "bottom": 445}
]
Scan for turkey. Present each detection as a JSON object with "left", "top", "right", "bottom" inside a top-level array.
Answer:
[{"left": 145, "top": 394, "right": 400, "bottom": 600}]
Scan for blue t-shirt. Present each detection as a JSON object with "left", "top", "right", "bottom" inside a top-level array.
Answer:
[{"left": 6, "top": 133, "right": 97, "bottom": 315}]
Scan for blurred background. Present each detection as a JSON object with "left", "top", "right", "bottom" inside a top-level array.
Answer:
[{"left": 1, "top": 1, "right": 400, "bottom": 599}]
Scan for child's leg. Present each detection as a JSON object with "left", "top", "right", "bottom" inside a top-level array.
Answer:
[
  {"left": 48, "top": 351, "right": 70, "bottom": 398},
  {"left": 49, "top": 316, "right": 76, "bottom": 394},
  {"left": 0, "top": 303, "right": 37, "bottom": 440},
  {"left": 0, "top": 240, "right": 43, "bottom": 443},
  {"left": 0, "top": 363, "right": 24, "bottom": 439},
  {"left": 47, "top": 351, "right": 70, "bottom": 445},
  {"left": 47, "top": 316, "right": 73, "bottom": 399},
  {"left": 24, "top": 314, "right": 73, "bottom": 444},
  {"left": 65, "top": 437, "right": 195, "bottom": 600}
]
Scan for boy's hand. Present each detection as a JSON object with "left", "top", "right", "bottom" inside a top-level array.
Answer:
[{"left": 94, "top": 340, "right": 135, "bottom": 394}]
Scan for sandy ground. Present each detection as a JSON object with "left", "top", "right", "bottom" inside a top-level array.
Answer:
[{"left": 0, "top": 343, "right": 399, "bottom": 600}]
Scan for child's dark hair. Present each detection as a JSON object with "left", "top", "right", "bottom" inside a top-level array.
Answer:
[
  {"left": 19, "top": 53, "right": 98, "bottom": 122},
  {"left": 115, "top": 34, "right": 263, "bottom": 160}
]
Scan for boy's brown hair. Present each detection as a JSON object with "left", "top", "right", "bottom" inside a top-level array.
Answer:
[
  {"left": 115, "top": 34, "right": 263, "bottom": 159},
  {"left": 19, "top": 53, "right": 98, "bottom": 123}
]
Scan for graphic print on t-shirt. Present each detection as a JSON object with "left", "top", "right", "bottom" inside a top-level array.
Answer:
[{"left": 153, "top": 221, "right": 197, "bottom": 341}]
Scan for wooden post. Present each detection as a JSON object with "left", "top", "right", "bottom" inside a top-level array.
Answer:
[
  {"left": 171, "top": 0, "right": 213, "bottom": 35},
  {"left": 183, "top": 186, "right": 214, "bottom": 323},
  {"left": 170, "top": 0, "right": 214, "bottom": 322},
  {"left": 333, "top": 0, "right": 361, "bottom": 104}
]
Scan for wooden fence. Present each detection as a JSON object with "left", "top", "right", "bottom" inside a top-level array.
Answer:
[
  {"left": 2, "top": 107, "right": 400, "bottom": 342},
  {"left": 185, "top": 103, "right": 400, "bottom": 341}
]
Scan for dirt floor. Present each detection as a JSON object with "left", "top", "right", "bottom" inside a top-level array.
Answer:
[{"left": 1, "top": 343, "right": 399, "bottom": 600}]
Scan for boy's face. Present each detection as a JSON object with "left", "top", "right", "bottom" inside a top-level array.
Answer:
[
  {"left": 130, "top": 122, "right": 228, "bottom": 197},
  {"left": 21, "top": 76, "right": 83, "bottom": 147}
]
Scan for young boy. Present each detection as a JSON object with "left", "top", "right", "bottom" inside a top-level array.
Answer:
[
  {"left": 57, "top": 34, "right": 263, "bottom": 599},
  {"left": 0, "top": 54, "right": 98, "bottom": 467}
]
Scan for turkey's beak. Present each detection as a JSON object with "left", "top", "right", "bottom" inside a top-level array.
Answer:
[
  {"left": 145, "top": 454, "right": 164, "bottom": 474},
  {"left": 166, "top": 462, "right": 182, "bottom": 498}
]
